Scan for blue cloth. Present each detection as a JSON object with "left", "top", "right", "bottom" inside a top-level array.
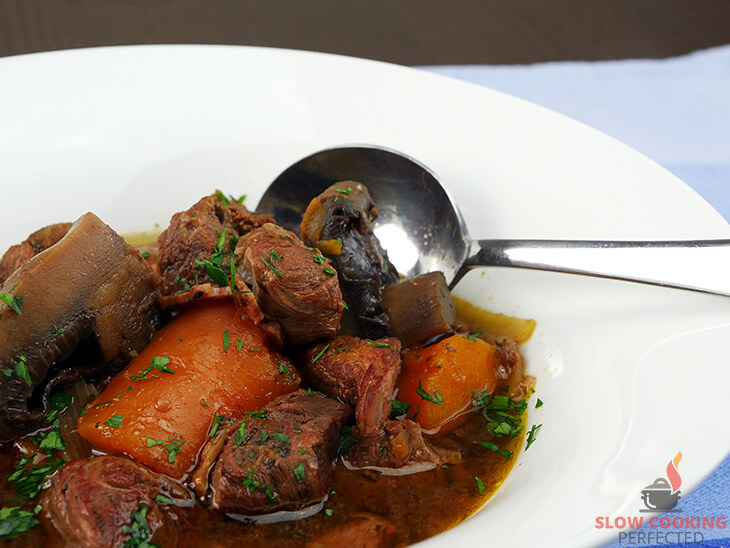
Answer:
[{"left": 422, "top": 46, "right": 730, "bottom": 546}]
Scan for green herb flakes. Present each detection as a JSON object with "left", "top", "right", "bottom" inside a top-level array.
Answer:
[
  {"left": 14, "top": 356, "right": 31, "bottom": 387},
  {"left": 261, "top": 256, "right": 282, "bottom": 277},
  {"left": 311, "top": 344, "right": 330, "bottom": 363},
  {"left": 120, "top": 503, "right": 158, "bottom": 548},
  {"left": 475, "top": 476, "right": 486, "bottom": 495},
  {"left": 147, "top": 436, "right": 185, "bottom": 464},
  {"left": 223, "top": 330, "right": 231, "bottom": 351},
  {"left": 104, "top": 414, "right": 124, "bottom": 428},
  {"left": 154, "top": 494, "right": 174, "bottom": 506},
  {"left": 0, "top": 293, "right": 23, "bottom": 315},
  {"left": 234, "top": 418, "right": 246, "bottom": 447},
  {"left": 0, "top": 506, "right": 40, "bottom": 539},
  {"left": 416, "top": 380, "right": 443, "bottom": 407},
  {"left": 271, "top": 432, "right": 289, "bottom": 444},
  {"left": 391, "top": 399, "right": 411, "bottom": 416},
  {"left": 525, "top": 424, "right": 542, "bottom": 451},
  {"left": 293, "top": 463, "right": 306, "bottom": 483}
]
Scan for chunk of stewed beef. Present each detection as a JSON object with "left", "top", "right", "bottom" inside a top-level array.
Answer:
[
  {"left": 157, "top": 193, "right": 273, "bottom": 293},
  {"left": 343, "top": 420, "right": 441, "bottom": 474},
  {"left": 42, "top": 456, "right": 187, "bottom": 548},
  {"left": 210, "top": 389, "right": 351, "bottom": 515},
  {"left": 238, "top": 223, "right": 343, "bottom": 345},
  {"left": 301, "top": 336, "right": 401, "bottom": 435}
]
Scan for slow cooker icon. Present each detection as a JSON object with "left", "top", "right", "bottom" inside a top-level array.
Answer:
[{"left": 640, "top": 477, "right": 681, "bottom": 513}]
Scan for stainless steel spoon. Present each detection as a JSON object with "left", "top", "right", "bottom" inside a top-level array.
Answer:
[{"left": 257, "top": 145, "right": 730, "bottom": 296}]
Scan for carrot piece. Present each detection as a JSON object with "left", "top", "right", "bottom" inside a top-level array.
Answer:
[
  {"left": 77, "top": 299, "right": 299, "bottom": 478},
  {"left": 396, "top": 334, "right": 502, "bottom": 435}
]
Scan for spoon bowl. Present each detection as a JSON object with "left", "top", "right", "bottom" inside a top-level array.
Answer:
[{"left": 257, "top": 145, "right": 730, "bottom": 296}]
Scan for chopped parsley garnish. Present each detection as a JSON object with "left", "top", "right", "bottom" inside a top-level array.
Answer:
[
  {"left": 120, "top": 503, "right": 158, "bottom": 548},
  {"left": 154, "top": 494, "right": 174, "bottom": 506},
  {"left": 271, "top": 432, "right": 290, "bottom": 444},
  {"left": 0, "top": 292, "right": 23, "bottom": 315},
  {"left": 311, "top": 344, "right": 330, "bottom": 363},
  {"left": 325, "top": 508, "right": 334, "bottom": 517},
  {"left": 475, "top": 476, "right": 486, "bottom": 495},
  {"left": 201, "top": 399, "right": 209, "bottom": 407},
  {"left": 331, "top": 344, "right": 350, "bottom": 354},
  {"left": 214, "top": 191, "right": 246, "bottom": 206},
  {"left": 269, "top": 249, "right": 283, "bottom": 261},
  {"left": 278, "top": 360, "right": 293, "bottom": 380},
  {"left": 260, "top": 430, "right": 269, "bottom": 443},
  {"left": 474, "top": 440, "right": 513, "bottom": 459},
  {"left": 209, "top": 414, "right": 223, "bottom": 438},
  {"left": 234, "top": 418, "right": 246, "bottom": 447},
  {"left": 45, "top": 391, "right": 72, "bottom": 423},
  {"left": 237, "top": 338, "right": 243, "bottom": 352},
  {"left": 306, "top": 388, "right": 326, "bottom": 397},
  {"left": 261, "top": 256, "right": 282, "bottom": 277},
  {"left": 242, "top": 467, "right": 260, "bottom": 492},
  {"left": 465, "top": 331, "right": 482, "bottom": 342},
  {"left": 51, "top": 325, "right": 65, "bottom": 337},
  {"left": 525, "top": 424, "right": 542, "bottom": 451},
  {"left": 322, "top": 267, "right": 336, "bottom": 276},
  {"left": 14, "top": 355, "right": 31, "bottom": 387},
  {"left": 342, "top": 300, "right": 349, "bottom": 310},
  {"left": 416, "top": 380, "right": 443, "bottom": 407},
  {"left": 335, "top": 186, "right": 352, "bottom": 195},
  {"left": 147, "top": 436, "right": 185, "bottom": 464},
  {"left": 0, "top": 505, "right": 40, "bottom": 539},
  {"left": 223, "top": 330, "right": 230, "bottom": 351},
  {"left": 472, "top": 390, "right": 527, "bottom": 443},
  {"left": 130, "top": 356, "right": 174, "bottom": 380},
  {"left": 9, "top": 458, "right": 65, "bottom": 499},
  {"left": 391, "top": 399, "right": 411, "bottom": 416},
  {"left": 298, "top": 450, "right": 309, "bottom": 455},
  {"left": 104, "top": 414, "right": 124, "bottom": 428},
  {"left": 195, "top": 259, "right": 229, "bottom": 287},
  {"left": 38, "top": 429, "right": 65, "bottom": 452},
  {"left": 141, "top": 251, "right": 151, "bottom": 259},
  {"left": 536, "top": 398, "right": 544, "bottom": 408},
  {"left": 366, "top": 341, "right": 390, "bottom": 348},
  {"left": 245, "top": 409, "right": 267, "bottom": 418},
  {"left": 293, "top": 463, "right": 306, "bottom": 483},
  {"left": 336, "top": 426, "right": 354, "bottom": 456},
  {"left": 312, "top": 253, "right": 324, "bottom": 265}
]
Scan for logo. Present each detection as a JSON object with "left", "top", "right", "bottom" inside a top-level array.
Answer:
[
  {"left": 594, "top": 451, "right": 728, "bottom": 545},
  {"left": 640, "top": 451, "right": 682, "bottom": 513}
]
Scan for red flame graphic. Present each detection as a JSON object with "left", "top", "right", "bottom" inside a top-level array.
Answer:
[{"left": 666, "top": 452, "right": 682, "bottom": 494}]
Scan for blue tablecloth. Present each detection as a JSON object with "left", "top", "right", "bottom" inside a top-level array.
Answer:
[{"left": 422, "top": 45, "right": 730, "bottom": 547}]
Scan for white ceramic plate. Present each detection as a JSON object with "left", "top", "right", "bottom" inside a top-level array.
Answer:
[{"left": 1, "top": 45, "right": 729, "bottom": 547}]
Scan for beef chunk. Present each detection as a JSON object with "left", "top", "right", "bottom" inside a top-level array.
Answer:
[
  {"left": 0, "top": 222, "right": 72, "bottom": 284},
  {"left": 307, "top": 514, "right": 398, "bottom": 547},
  {"left": 0, "top": 213, "right": 161, "bottom": 441},
  {"left": 210, "top": 389, "right": 351, "bottom": 515},
  {"left": 343, "top": 420, "right": 441, "bottom": 474},
  {"left": 42, "top": 456, "right": 186, "bottom": 548},
  {"left": 157, "top": 193, "right": 273, "bottom": 293},
  {"left": 300, "top": 181, "right": 399, "bottom": 339},
  {"left": 239, "top": 223, "right": 343, "bottom": 345},
  {"left": 302, "top": 336, "right": 401, "bottom": 435}
]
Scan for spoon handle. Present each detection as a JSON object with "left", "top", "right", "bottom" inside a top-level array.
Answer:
[{"left": 454, "top": 239, "right": 730, "bottom": 297}]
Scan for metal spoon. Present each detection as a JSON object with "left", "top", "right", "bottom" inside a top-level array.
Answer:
[{"left": 257, "top": 145, "right": 730, "bottom": 296}]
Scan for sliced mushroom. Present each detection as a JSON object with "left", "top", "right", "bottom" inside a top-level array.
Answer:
[
  {"left": 300, "top": 181, "right": 398, "bottom": 339},
  {"left": 0, "top": 213, "right": 162, "bottom": 442}
]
